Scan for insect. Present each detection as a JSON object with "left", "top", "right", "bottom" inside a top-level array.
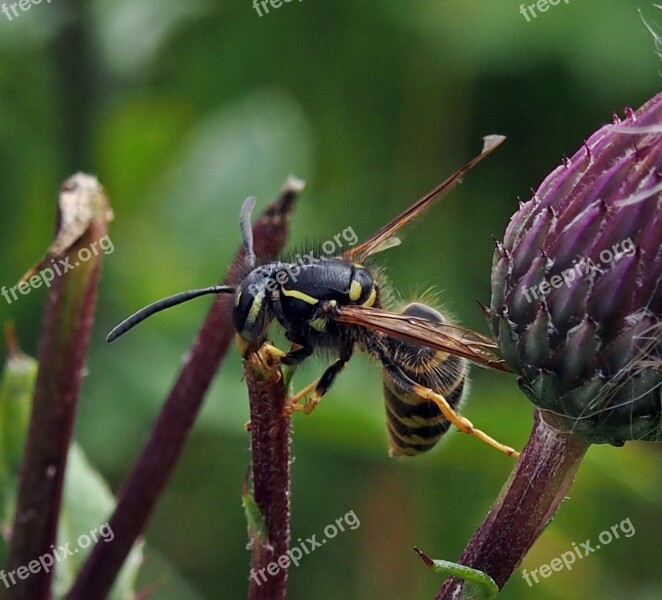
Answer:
[{"left": 107, "top": 135, "right": 519, "bottom": 458}]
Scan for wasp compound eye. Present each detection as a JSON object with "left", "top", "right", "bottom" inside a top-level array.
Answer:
[
  {"left": 233, "top": 266, "right": 282, "bottom": 343},
  {"left": 233, "top": 286, "right": 264, "bottom": 338}
]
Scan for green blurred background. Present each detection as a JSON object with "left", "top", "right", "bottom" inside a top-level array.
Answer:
[{"left": 1, "top": 0, "right": 661, "bottom": 598}]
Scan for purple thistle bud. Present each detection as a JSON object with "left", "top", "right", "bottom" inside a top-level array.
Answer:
[
  {"left": 438, "top": 92, "right": 662, "bottom": 600},
  {"left": 490, "top": 92, "right": 662, "bottom": 444}
]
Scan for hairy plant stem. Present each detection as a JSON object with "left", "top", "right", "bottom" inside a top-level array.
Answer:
[
  {"left": 436, "top": 410, "right": 590, "bottom": 599},
  {"left": 246, "top": 351, "right": 290, "bottom": 600},
  {"left": 6, "top": 176, "right": 111, "bottom": 600},
  {"left": 67, "top": 180, "right": 300, "bottom": 600}
]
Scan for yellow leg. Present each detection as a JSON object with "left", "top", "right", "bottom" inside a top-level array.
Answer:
[
  {"left": 288, "top": 379, "right": 318, "bottom": 405},
  {"left": 243, "top": 343, "right": 288, "bottom": 430},
  {"left": 258, "top": 343, "right": 287, "bottom": 369},
  {"left": 301, "top": 392, "right": 321, "bottom": 415},
  {"left": 244, "top": 341, "right": 321, "bottom": 417},
  {"left": 411, "top": 382, "right": 520, "bottom": 458},
  {"left": 283, "top": 379, "right": 322, "bottom": 415}
]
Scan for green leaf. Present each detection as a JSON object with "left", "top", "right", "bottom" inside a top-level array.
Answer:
[
  {"left": 53, "top": 444, "right": 144, "bottom": 600},
  {"left": 0, "top": 324, "right": 38, "bottom": 560},
  {"left": 415, "top": 548, "right": 499, "bottom": 600},
  {"left": 0, "top": 329, "right": 143, "bottom": 600},
  {"left": 242, "top": 471, "right": 269, "bottom": 548}
]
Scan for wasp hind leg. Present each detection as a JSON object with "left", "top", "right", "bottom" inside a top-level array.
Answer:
[
  {"left": 285, "top": 348, "right": 353, "bottom": 416},
  {"left": 380, "top": 355, "right": 519, "bottom": 458}
]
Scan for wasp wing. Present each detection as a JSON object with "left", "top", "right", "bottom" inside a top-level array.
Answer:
[
  {"left": 343, "top": 135, "right": 505, "bottom": 263},
  {"left": 332, "top": 304, "right": 511, "bottom": 372}
]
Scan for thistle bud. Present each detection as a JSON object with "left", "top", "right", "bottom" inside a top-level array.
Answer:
[{"left": 490, "top": 92, "right": 662, "bottom": 445}]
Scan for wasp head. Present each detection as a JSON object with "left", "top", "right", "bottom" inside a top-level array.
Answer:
[{"left": 233, "top": 263, "right": 283, "bottom": 346}]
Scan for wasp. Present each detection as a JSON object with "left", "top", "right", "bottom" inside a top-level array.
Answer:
[{"left": 107, "top": 135, "right": 518, "bottom": 458}]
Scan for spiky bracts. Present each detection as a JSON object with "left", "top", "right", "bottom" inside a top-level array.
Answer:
[{"left": 490, "top": 92, "right": 662, "bottom": 445}]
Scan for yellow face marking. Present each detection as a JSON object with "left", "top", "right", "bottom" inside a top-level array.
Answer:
[
  {"left": 281, "top": 287, "right": 319, "bottom": 305},
  {"left": 245, "top": 291, "right": 265, "bottom": 326},
  {"left": 362, "top": 287, "right": 377, "bottom": 307},
  {"left": 349, "top": 279, "right": 362, "bottom": 302}
]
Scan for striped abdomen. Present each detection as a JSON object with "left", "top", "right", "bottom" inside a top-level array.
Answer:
[{"left": 382, "top": 303, "right": 468, "bottom": 457}]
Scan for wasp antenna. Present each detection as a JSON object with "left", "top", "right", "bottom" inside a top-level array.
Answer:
[
  {"left": 106, "top": 285, "right": 235, "bottom": 343},
  {"left": 240, "top": 196, "right": 257, "bottom": 269}
]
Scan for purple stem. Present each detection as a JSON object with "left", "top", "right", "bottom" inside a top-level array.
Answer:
[
  {"left": 436, "top": 410, "right": 590, "bottom": 599},
  {"left": 66, "top": 182, "right": 299, "bottom": 600},
  {"left": 6, "top": 176, "right": 111, "bottom": 600},
  {"left": 245, "top": 353, "right": 291, "bottom": 600}
]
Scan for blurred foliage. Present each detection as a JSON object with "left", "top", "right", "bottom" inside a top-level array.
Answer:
[
  {"left": 0, "top": 335, "right": 143, "bottom": 599},
  {"left": 0, "top": 0, "right": 661, "bottom": 598}
]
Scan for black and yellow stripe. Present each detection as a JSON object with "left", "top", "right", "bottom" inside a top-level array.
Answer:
[{"left": 380, "top": 303, "right": 469, "bottom": 456}]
